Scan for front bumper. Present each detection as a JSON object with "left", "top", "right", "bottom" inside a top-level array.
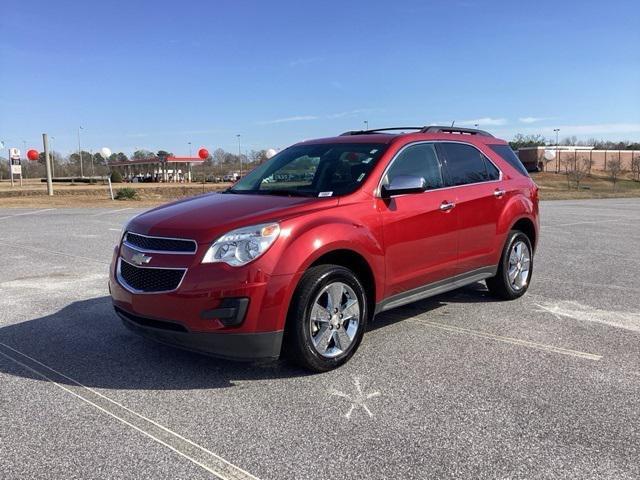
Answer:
[
  {"left": 109, "top": 243, "right": 299, "bottom": 360},
  {"left": 116, "top": 306, "right": 283, "bottom": 360}
]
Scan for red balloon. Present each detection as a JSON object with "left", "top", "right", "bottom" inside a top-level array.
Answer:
[
  {"left": 198, "top": 148, "right": 209, "bottom": 159},
  {"left": 27, "top": 149, "right": 39, "bottom": 161}
]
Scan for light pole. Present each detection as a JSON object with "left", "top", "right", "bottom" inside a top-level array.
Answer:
[
  {"left": 50, "top": 136, "right": 56, "bottom": 177},
  {"left": 236, "top": 134, "right": 242, "bottom": 176},
  {"left": 474, "top": 123, "right": 479, "bottom": 129},
  {"left": 364, "top": 120, "right": 369, "bottom": 131},
  {"left": 22, "top": 140, "right": 27, "bottom": 178},
  {"left": 554, "top": 128, "right": 560, "bottom": 173},
  {"left": 78, "top": 126, "right": 84, "bottom": 177},
  {"left": 188, "top": 141, "right": 192, "bottom": 183}
]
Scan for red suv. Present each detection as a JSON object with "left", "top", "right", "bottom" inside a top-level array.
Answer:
[{"left": 110, "top": 126, "right": 539, "bottom": 372}]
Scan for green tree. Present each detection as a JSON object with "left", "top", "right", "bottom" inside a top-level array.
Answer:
[
  {"left": 110, "top": 170, "right": 123, "bottom": 183},
  {"left": 0, "top": 157, "right": 8, "bottom": 180},
  {"left": 93, "top": 153, "right": 108, "bottom": 166},
  {"left": 132, "top": 149, "right": 155, "bottom": 160},
  {"left": 509, "top": 134, "right": 546, "bottom": 150}
]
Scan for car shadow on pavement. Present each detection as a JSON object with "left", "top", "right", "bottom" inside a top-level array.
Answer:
[
  {"left": 368, "top": 281, "right": 499, "bottom": 332},
  {"left": 0, "top": 296, "right": 310, "bottom": 390},
  {"left": 0, "top": 282, "right": 496, "bottom": 390}
]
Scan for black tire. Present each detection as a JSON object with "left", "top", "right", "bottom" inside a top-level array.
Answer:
[
  {"left": 284, "top": 264, "right": 368, "bottom": 372},
  {"left": 486, "top": 230, "right": 533, "bottom": 300}
]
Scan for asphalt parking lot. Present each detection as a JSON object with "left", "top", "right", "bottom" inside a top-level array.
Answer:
[{"left": 0, "top": 199, "right": 639, "bottom": 480}]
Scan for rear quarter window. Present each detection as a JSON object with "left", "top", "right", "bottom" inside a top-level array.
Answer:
[{"left": 489, "top": 144, "right": 529, "bottom": 177}]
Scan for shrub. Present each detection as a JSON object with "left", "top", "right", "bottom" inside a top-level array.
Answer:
[
  {"left": 110, "top": 170, "right": 123, "bottom": 183},
  {"left": 115, "top": 187, "right": 139, "bottom": 200}
]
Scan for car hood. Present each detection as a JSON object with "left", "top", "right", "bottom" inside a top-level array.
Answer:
[{"left": 126, "top": 192, "right": 338, "bottom": 243}]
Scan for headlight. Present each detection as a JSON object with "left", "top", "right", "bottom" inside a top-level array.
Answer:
[
  {"left": 202, "top": 222, "right": 280, "bottom": 266},
  {"left": 118, "top": 224, "right": 128, "bottom": 246}
]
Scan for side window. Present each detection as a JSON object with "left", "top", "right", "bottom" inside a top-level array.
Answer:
[
  {"left": 485, "top": 156, "right": 500, "bottom": 180},
  {"left": 489, "top": 144, "right": 529, "bottom": 177},
  {"left": 385, "top": 143, "right": 443, "bottom": 190},
  {"left": 441, "top": 143, "right": 496, "bottom": 186}
]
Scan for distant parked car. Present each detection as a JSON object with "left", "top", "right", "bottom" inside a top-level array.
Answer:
[
  {"left": 111, "top": 125, "right": 539, "bottom": 372},
  {"left": 223, "top": 173, "right": 240, "bottom": 182}
]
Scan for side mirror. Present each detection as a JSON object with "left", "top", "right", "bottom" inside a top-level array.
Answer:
[{"left": 381, "top": 175, "right": 427, "bottom": 198}]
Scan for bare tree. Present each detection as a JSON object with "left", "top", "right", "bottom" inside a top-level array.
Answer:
[
  {"left": 569, "top": 153, "right": 592, "bottom": 189},
  {"left": 212, "top": 148, "right": 226, "bottom": 165},
  {"left": 631, "top": 153, "right": 640, "bottom": 182},
  {"left": 606, "top": 158, "right": 623, "bottom": 191},
  {"left": 561, "top": 135, "right": 578, "bottom": 146},
  {"left": 560, "top": 152, "right": 574, "bottom": 189}
]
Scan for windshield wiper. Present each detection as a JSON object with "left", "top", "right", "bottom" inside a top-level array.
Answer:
[
  {"left": 223, "top": 189, "right": 261, "bottom": 195},
  {"left": 256, "top": 189, "right": 314, "bottom": 197}
]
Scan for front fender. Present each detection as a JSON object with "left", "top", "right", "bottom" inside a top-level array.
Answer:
[
  {"left": 276, "top": 214, "right": 384, "bottom": 277},
  {"left": 264, "top": 213, "right": 385, "bottom": 330}
]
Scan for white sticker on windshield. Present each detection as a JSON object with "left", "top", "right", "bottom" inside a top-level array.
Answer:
[
  {"left": 370, "top": 149, "right": 378, "bottom": 154},
  {"left": 318, "top": 191, "right": 333, "bottom": 197},
  {"left": 362, "top": 157, "right": 372, "bottom": 164},
  {"left": 357, "top": 173, "right": 365, "bottom": 182}
]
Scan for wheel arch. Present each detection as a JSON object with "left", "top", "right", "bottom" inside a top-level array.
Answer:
[
  {"left": 280, "top": 247, "right": 378, "bottom": 351},
  {"left": 510, "top": 216, "right": 537, "bottom": 252},
  {"left": 308, "top": 249, "right": 377, "bottom": 315}
]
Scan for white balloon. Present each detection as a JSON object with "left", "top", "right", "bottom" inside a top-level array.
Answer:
[
  {"left": 265, "top": 148, "right": 277, "bottom": 159},
  {"left": 543, "top": 150, "right": 556, "bottom": 161},
  {"left": 101, "top": 147, "right": 112, "bottom": 158}
]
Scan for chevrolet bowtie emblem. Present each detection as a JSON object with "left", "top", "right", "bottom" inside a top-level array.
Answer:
[{"left": 131, "top": 252, "right": 152, "bottom": 266}]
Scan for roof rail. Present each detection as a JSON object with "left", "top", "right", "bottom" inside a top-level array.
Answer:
[
  {"left": 339, "top": 127, "right": 424, "bottom": 136},
  {"left": 420, "top": 126, "right": 494, "bottom": 137},
  {"left": 339, "top": 125, "right": 494, "bottom": 137}
]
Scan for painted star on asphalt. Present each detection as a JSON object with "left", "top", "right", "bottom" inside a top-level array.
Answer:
[{"left": 329, "top": 376, "right": 381, "bottom": 419}]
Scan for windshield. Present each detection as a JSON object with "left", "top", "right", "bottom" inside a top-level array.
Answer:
[{"left": 228, "top": 143, "right": 388, "bottom": 197}]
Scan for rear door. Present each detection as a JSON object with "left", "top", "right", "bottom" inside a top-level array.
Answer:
[
  {"left": 437, "top": 142, "right": 505, "bottom": 275},
  {"left": 378, "top": 142, "right": 458, "bottom": 297}
]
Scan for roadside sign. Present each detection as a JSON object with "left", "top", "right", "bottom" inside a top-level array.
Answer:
[{"left": 9, "top": 147, "right": 23, "bottom": 186}]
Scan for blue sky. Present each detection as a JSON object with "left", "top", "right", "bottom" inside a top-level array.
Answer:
[{"left": 1, "top": 0, "right": 639, "bottom": 157}]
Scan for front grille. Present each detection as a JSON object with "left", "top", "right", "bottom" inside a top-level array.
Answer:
[
  {"left": 118, "top": 259, "right": 185, "bottom": 293},
  {"left": 124, "top": 232, "right": 196, "bottom": 253}
]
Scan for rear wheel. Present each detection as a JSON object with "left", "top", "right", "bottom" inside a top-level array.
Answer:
[
  {"left": 285, "top": 264, "right": 367, "bottom": 372},
  {"left": 486, "top": 230, "right": 533, "bottom": 300}
]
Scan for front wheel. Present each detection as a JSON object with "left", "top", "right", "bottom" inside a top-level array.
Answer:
[
  {"left": 284, "top": 264, "right": 368, "bottom": 372},
  {"left": 486, "top": 230, "right": 533, "bottom": 300}
]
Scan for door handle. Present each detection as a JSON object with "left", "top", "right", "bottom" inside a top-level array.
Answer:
[
  {"left": 440, "top": 201, "right": 455, "bottom": 211},
  {"left": 493, "top": 188, "right": 506, "bottom": 198}
]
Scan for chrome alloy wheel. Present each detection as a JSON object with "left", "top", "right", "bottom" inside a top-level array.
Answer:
[
  {"left": 309, "top": 281, "right": 361, "bottom": 358},
  {"left": 508, "top": 240, "right": 531, "bottom": 291}
]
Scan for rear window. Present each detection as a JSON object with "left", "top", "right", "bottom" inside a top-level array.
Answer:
[
  {"left": 440, "top": 142, "right": 496, "bottom": 186},
  {"left": 489, "top": 144, "right": 529, "bottom": 177}
]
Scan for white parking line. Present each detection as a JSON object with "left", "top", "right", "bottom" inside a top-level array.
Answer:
[
  {"left": 0, "top": 208, "right": 56, "bottom": 221},
  {"left": 541, "top": 219, "right": 621, "bottom": 229},
  {"left": 0, "top": 342, "right": 260, "bottom": 480},
  {"left": 538, "top": 277, "right": 640, "bottom": 293},
  {"left": 92, "top": 208, "right": 132, "bottom": 217},
  {"left": 412, "top": 319, "right": 602, "bottom": 361},
  {"left": 0, "top": 239, "right": 109, "bottom": 265}
]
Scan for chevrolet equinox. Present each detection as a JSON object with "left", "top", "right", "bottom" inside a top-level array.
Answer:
[{"left": 110, "top": 126, "right": 539, "bottom": 372}]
